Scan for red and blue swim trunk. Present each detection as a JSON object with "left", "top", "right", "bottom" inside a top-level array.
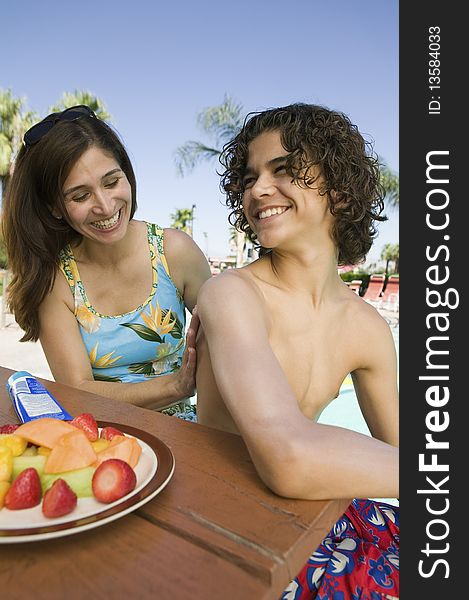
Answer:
[{"left": 281, "top": 499, "right": 399, "bottom": 600}]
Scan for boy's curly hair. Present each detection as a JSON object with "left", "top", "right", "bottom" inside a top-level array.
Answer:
[{"left": 219, "top": 103, "right": 387, "bottom": 266}]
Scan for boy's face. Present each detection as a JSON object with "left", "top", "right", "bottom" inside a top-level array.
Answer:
[{"left": 242, "top": 130, "right": 333, "bottom": 250}]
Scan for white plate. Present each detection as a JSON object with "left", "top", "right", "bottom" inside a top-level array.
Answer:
[{"left": 0, "top": 422, "right": 175, "bottom": 543}]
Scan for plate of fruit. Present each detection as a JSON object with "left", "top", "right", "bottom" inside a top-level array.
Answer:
[{"left": 0, "top": 413, "right": 175, "bottom": 542}]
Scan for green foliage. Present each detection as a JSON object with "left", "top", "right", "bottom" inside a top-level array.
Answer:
[
  {"left": 170, "top": 207, "right": 194, "bottom": 235},
  {"left": 174, "top": 94, "right": 244, "bottom": 177},
  {"left": 0, "top": 231, "right": 7, "bottom": 296},
  {"left": 0, "top": 232, "right": 7, "bottom": 269},
  {"left": 0, "top": 132, "right": 13, "bottom": 176},
  {"left": 174, "top": 141, "right": 220, "bottom": 177},
  {"left": 0, "top": 89, "right": 38, "bottom": 200},
  {"left": 49, "top": 91, "right": 111, "bottom": 121},
  {"left": 380, "top": 243, "right": 399, "bottom": 274},
  {"left": 339, "top": 271, "right": 369, "bottom": 296},
  {"left": 339, "top": 270, "right": 367, "bottom": 283},
  {"left": 378, "top": 158, "right": 399, "bottom": 210},
  {"left": 197, "top": 95, "right": 244, "bottom": 147},
  {"left": 174, "top": 95, "right": 246, "bottom": 261}
]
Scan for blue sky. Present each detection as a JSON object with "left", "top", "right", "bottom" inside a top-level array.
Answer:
[{"left": 2, "top": 0, "right": 398, "bottom": 262}]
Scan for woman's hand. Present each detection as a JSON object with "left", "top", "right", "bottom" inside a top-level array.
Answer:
[{"left": 169, "top": 307, "right": 200, "bottom": 400}]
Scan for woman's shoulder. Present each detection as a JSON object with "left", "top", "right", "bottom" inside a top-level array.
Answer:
[
  {"left": 161, "top": 226, "right": 195, "bottom": 249},
  {"left": 39, "top": 264, "right": 76, "bottom": 315},
  {"left": 156, "top": 227, "right": 211, "bottom": 301}
]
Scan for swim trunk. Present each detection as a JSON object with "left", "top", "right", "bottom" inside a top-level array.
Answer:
[
  {"left": 280, "top": 498, "right": 399, "bottom": 600},
  {"left": 163, "top": 401, "right": 197, "bottom": 423}
]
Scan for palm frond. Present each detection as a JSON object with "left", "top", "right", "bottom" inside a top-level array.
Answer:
[
  {"left": 197, "top": 94, "right": 244, "bottom": 146},
  {"left": 0, "top": 133, "right": 12, "bottom": 176},
  {"left": 0, "top": 90, "right": 39, "bottom": 186},
  {"left": 378, "top": 157, "right": 399, "bottom": 209},
  {"left": 49, "top": 90, "right": 112, "bottom": 121},
  {"left": 174, "top": 141, "right": 220, "bottom": 177}
]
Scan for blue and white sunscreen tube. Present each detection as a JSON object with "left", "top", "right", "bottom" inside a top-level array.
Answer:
[{"left": 6, "top": 371, "right": 73, "bottom": 423}]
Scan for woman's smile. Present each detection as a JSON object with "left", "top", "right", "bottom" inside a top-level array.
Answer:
[{"left": 90, "top": 207, "right": 123, "bottom": 230}]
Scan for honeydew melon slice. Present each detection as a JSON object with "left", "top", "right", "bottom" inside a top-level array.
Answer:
[
  {"left": 41, "top": 466, "right": 96, "bottom": 498},
  {"left": 12, "top": 454, "right": 47, "bottom": 479}
]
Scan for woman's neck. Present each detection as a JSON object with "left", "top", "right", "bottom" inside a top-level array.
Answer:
[{"left": 72, "top": 219, "right": 142, "bottom": 267}]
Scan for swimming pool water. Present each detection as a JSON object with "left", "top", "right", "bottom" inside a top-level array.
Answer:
[
  {"left": 317, "top": 324, "right": 399, "bottom": 506},
  {"left": 318, "top": 324, "right": 399, "bottom": 433}
]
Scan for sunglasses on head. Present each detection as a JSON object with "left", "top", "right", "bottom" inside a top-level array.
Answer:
[{"left": 23, "top": 105, "right": 97, "bottom": 147}]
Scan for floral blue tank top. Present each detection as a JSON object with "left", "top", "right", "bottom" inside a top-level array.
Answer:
[{"left": 58, "top": 223, "right": 186, "bottom": 384}]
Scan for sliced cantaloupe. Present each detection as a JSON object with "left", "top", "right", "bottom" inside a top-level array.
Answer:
[
  {"left": 14, "top": 418, "right": 76, "bottom": 449},
  {"left": 95, "top": 435, "right": 142, "bottom": 468},
  {"left": 110, "top": 435, "right": 142, "bottom": 468},
  {"left": 45, "top": 429, "right": 97, "bottom": 474}
]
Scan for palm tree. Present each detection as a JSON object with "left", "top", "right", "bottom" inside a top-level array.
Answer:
[
  {"left": 0, "top": 89, "right": 38, "bottom": 204},
  {"left": 380, "top": 243, "right": 399, "bottom": 275},
  {"left": 49, "top": 91, "right": 111, "bottom": 121},
  {"left": 170, "top": 207, "right": 195, "bottom": 236},
  {"left": 379, "top": 159, "right": 399, "bottom": 210},
  {"left": 174, "top": 95, "right": 246, "bottom": 264},
  {"left": 174, "top": 95, "right": 244, "bottom": 177}
]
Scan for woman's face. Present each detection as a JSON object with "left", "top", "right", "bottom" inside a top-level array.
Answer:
[{"left": 60, "top": 146, "right": 132, "bottom": 244}]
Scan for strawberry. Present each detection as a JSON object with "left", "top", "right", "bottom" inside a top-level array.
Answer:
[
  {"left": 0, "top": 424, "right": 20, "bottom": 434},
  {"left": 42, "top": 479, "right": 78, "bottom": 518},
  {"left": 100, "top": 426, "right": 125, "bottom": 441},
  {"left": 5, "top": 467, "right": 42, "bottom": 510},
  {"left": 92, "top": 458, "right": 137, "bottom": 504},
  {"left": 70, "top": 413, "right": 99, "bottom": 442}
]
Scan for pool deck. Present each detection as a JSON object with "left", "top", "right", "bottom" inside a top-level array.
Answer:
[{"left": 0, "top": 308, "right": 53, "bottom": 379}]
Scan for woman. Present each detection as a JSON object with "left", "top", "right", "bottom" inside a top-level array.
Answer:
[
  {"left": 196, "top": 104, "right": 399, "bottom": 598},
  {"left": 2, "top": 106, "right": 211, "bottom": 415}
]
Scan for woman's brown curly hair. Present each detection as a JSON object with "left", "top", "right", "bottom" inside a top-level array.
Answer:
[{"left": 220, "top": 103, "right": 387, "bottom": 266}]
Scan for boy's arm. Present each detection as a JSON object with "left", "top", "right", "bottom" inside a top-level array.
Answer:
[
  {"left": 197, "top": 272, "right": 399, "bottom": 501},
  {"left": 351, "top": 315, "right": 399, "bottom": 447}
]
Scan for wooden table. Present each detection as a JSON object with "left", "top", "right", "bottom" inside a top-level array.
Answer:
[{"left": 0, "top": 366, "right": 351, "bottom": 599}]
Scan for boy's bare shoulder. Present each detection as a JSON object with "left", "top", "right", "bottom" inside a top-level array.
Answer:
[
  {"left": 200, "top": 267, "right": 260, "bottom": 295},
  {"left": 346, "top": 291, "right": 391, "bottom": 331},
  {"left": 344, "top": 292, "right": 396, "bottom": 362},
  {"left": 197, "top": 268, "right": 266, "bottom": 314}
]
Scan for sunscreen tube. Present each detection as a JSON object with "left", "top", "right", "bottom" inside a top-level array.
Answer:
[{"left": 6, "top": 371, "right": 73, "bottom": 423}]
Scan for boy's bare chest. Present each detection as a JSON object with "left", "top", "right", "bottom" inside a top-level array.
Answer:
[{"left": 267, "top": 303, "right": 352, "bottom": 419}]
